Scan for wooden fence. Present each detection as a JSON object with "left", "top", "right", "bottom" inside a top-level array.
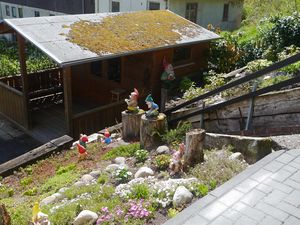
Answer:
[
  {"left": 72, "top": 100, "right": 127, "bottom": 139},
  {"left": 0, "top": 81, "right": 26, "bottom": 127}
]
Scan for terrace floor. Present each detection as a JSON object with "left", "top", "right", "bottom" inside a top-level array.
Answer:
[{"left": 165, "top": 149, "right": 300, "bottom": 225}]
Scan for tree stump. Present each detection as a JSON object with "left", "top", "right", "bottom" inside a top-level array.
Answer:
[
  {"left": 122, "top": 110, "right": 144, "bottom": 141},
  {"left": 184, "top": 129, "right": 205, "bottom": 167},
  {"left": 0, "top": 204, "right": 11, "bottom": 225},
  {"left": 140, "top": 113, "right": 167, "bottom": 150}
]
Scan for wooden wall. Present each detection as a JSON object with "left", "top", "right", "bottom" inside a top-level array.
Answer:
[{"left": 71, "top": 42, "right": 210, "bottom": 107}]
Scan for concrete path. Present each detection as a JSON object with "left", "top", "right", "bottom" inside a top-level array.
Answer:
[
  {"left": 165, "top": 149, "right": 300, "bottom": 225},
  {"left": 0, "top": 115, "right": 40, "bottom": 164}
]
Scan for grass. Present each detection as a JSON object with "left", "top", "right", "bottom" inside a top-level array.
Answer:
[
  {"left": 187, "top": 148, "right": 247, "bottom": 187},
  {"left": 102, "top": 143, "right": 140, "bottom": 160}
]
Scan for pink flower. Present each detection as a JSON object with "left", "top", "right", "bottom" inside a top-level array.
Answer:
[{"left": 101, "top": 207, "right": 109, "bottom": 213}]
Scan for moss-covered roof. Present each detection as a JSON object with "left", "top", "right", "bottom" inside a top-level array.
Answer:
[{"left": 4, "top": 10, "right": 219, "bottom": 67}]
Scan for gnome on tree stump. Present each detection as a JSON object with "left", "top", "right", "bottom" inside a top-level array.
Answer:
[
  {"left": 145, "top": 94, "right": 159, "bottom": 119},
  {"left": 161, "top": 58, "right": 175, "bottom": 112},
  {"left": 125, "top": 88, "right": 139, "bottom": 113},
  {"left": 77, "top": 134, "right": 88, "bottom": 160},
  {"left": 169, "top": 143, "right": 185, "bottom": 176}
]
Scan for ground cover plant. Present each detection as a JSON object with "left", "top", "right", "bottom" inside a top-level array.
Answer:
[{"left": 0, "top": 132, "right": 248, "bottom": 225}]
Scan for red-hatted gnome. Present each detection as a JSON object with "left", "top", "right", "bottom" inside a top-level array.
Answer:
[
  {"left": 169, "top": 143, "right": 185, "bottom": 175},
  {"left": 125, "top": 88, "right": 139, "bottom": 113},
  {"left": 161, "top": 58, "right": 175, "bottom": 112},
  {"left": 77, "top": 134, "right": 88, "bottom": 160}
]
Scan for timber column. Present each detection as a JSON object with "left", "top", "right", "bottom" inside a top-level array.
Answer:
[
  {"left": 17, "top": 34, "right": 30, "bottom": 129},
  {"left": 63, "top": 66, "right": 73, "bottom": 136}
]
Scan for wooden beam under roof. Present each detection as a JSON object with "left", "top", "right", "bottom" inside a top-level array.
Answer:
[{"left": 0, "top": 21, "right": 14, "bottom": 34}]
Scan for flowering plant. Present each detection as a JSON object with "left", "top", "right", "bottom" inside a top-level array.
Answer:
[
  {"left": 113, "top": 167, "right": 132, "bottom": 184},
  {"left": 97, "top": 200, "right": 152, "bottom": 224},
  {"left": 134, "top": 149, "right": 149, "bottom": 163}
]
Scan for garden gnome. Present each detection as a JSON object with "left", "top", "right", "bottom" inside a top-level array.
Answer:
[
  {"left": 125, "top": 88, "right": 139, "bottom": 113},
  {"left": 103, "top": 128, "right": 112, "bottom": 144},
  {"left": 77, "top": 134, "right": 88, "bottom": 160},
  {"left": 161, "top": 58, "right": 175, "bottom": 112},
  {"left": 169, "top": 143, "right": 185, "bottom": 176},
  {"left": 145, "top": 94, "right": 159, "bottom": 118},
  {"left": 31, "top": 202, "right": 50, "bottom": 225}
]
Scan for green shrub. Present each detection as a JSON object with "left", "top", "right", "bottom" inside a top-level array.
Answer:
[
  {"left": 258, "top": 75, "right": 290, "bottom": 89},
  {"left": 209, "top": 180, "right": 217, "bottom": 190},
  {"left": 102, "top": 143, "right": 140, "bottom": 160},
  {"left": 134, "top": 149, "right": 149, "bottom": 163},
  {"left": 159, "top": 121, "right": 191, "bottom": 146},
  {"left": 179, "top": 77, "right": 194, "bottom": 92},
  {"left": 277, "top": 45, "right": 300, "bottom": 74},
  {"left": 23, "top": 187, "right": 37, "bottom": 196},
  {"left": 154, "top": 154, "right": 171, "bottom": 171},
  {"left": 246, "top": 59, "right": 273, "bottom": 73},
  {"left": 113, "top": 167, "right": 132, "bottom": 184},
  {"left": 167, "top": 208, "right": 179, "bottom": 218},
  {"left": 56, "top": 163, "right": 76, "bottom": 175},
  {"left": 20, "top": 177, "right": 33, "bottom": 187},
  {"left": 129, "top": 183, "right": 150, "bottom": 200},
  {"left": 193, "top": 184, "right": 209, "bottom": 197}
]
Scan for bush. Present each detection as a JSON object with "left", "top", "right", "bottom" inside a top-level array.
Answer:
[
  {"left": 134, "top": 149, "right": 149, "bottom": 163},
  {"left": 277, "top": 45, "right": 300, "bottom": 74},
  {"left": 179, "top": 77, "right": 194, "bottom": 92},
  {"left": 56, "top": 163, "right": 76, "bottom": 175},
  {"left": 102, "top": 143, "right": 140, "bottom": 160},
  {"left": 97, "top": 173, "right": 109, "bottom": 185},
  {"left": 154, "top": 154, "right": 171, "bottom": 171},
  {"left": 113, "top": 167, "right": 132, "bottom": 184},
  {"left": 193, "top": 183, "right": 209, "bottom": 197},
  {"left": 129, "top": 183, "right": 150, "bottom": 200},
  {"left": 167, "top": 208, "right": 179, "bottom": 218},
  {"left": 246, "top": 59, "right": 273, "bottom": 73},
  {"left": 20, "top": 177, "right": 33, "bottom": 187},
  {"left": 159, "top": 121, "right": 192, "bottom": 146},
  {"left": 23, "top": 187, "right": 37, "bottom": 196}
]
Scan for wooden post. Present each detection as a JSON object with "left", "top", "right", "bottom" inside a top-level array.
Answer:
[
  {"left": 184, "top": 129, "right": 205, "bottom": 167},
  {"left": 140, "top": 113, "right": 167, "bottom": 150},
  {"left": 199, "top": 102, "right": 205, "bottom": 129},
  {"left": 245, "top": 82, "right": 258, "bottom": 130},
  {"left": 17, "top": 34, "right": 30, "bottom": 129},
  {"left": 0, "top": 204, "right": 11, "bottom": 225},
  {"left": 63, "top": 66, "right": 73, "bottom": 136},
  {"left": 122, "top": 110, "right": 144, "bottom": 141}
]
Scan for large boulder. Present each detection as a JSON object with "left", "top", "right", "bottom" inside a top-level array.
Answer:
[
  {"left": 41, "top": 192, "right": 65, "bottom": 206},
  {"left": 134, "top": 167, "right": 154, "bottom": 178},
  {"left": 114, "top": 157, "right": 126, "bottom": 165},
  {"left": 229, "top": 152, "right": 244, "bottom": 161},
  {"left": 173, "top": 186, "right": 193, "bottom": 207},
  {"left": 89, "top": 170, "right": 102, "bottom": 179},
  {"left": 81, "top": 174, "right": 95, "bottom": 183},
  {"left": 73, "top": 210, "right": 98, "bottom": 225}
]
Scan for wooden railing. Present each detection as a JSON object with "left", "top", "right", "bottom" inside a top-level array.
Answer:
[
  {"left": 0, "top": 81, "right": 26, "bottom": 127},
  {"left": 72, "top": 101, "right": 127, "bottom": 139}
]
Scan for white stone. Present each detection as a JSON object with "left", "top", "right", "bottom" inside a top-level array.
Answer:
[
  {"left": 74, "top": 181, "right": 86, "bottom": 187},
  {"left": 156, "top": 145, "right": 170, "bottom": 154},
  {"left": 111, "top": 133, "right": 118, "bottom": 138},
  {"left": 173, "top": 186, "right": 193, "bottom": 207},
  {"left": 134, "top": 167, "right": 154, "bottom": 178},
  {"left": 89, "top": 170, "right": 102, "bottom": 178},
  {"left": 114, "top": 157, "right": 126, "bottom": 165},
  {"left": 229, "top": 152, "right": 244, "bottom": 161},
  {"left": 73, "top": 210, "right": 98, "bottom": 225},
  {"left": 81, "top": 174, "right": 95, "bottom": 183},
  {"left": 40, "top": 193, "right": 64, "bottom": 206},
  {"left": 58, "top": 187, "right": 69, "bottom": 193},
  {"left": 105, "top": 164, "right": 121, "bottom": 171}
]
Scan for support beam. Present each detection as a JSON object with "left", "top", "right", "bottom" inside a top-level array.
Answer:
[
  {"left": 63, "top": 66, "right": 73, "bottom": 136},
  {"left": 17, "top": 34, "right": 30, "bottom": 129}
]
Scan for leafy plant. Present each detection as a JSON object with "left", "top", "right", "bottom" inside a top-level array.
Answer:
[
  {"left": 113, "top": 167, "right": 132, "bottom": 184},
  {"left": 102, "top": 143, "right": 140, "bottom": 160},
  {"left": 129, "top": 183, "right": 150, "bottom": 200},
  {"left": 20, "top": 177, "right": 33, "bottom": 187},
  {"left": 56, "top": 163, "right": 76, "bottom": 175},
  {"left": 193, "top": 183, "right": 209, "bottom": 197},
  {"left": 154, "top": 154, "right": 171, "bottom": 171},
  {"left": 277, "top": 45, "right": 300, "bottom": 74},
  {"left": 167, "top": 208, "right": 179, "bottom": 218},
  {"left": 97, "top": 173, "right": 109, "bottom": 185},
  {"left": 179, "top": 77, "right": 194, "bottom": 92},
  {"left": 159, "top": 121, "right": 191, "bottom": 146},
  {"left": 23, "top": 187, "right": 37, "bottom": 196},
  {"left": 246, "top": 59, "right": 272, "bottom": 73},
  {"left": 134, "top": 149, "right": 149, "bottom": 163}
]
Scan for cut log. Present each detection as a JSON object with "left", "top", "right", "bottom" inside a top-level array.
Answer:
[
  {"left": 140, "top": 113, "right": 167, "bottom": 150},
  {"left": 122, "top": 110, "right": 144, "bottom": 141},
  {"left": 0, "top": 204, "right": 11, "bottom": 225},
  {"left": 184, "top": 129, "right": 205, "bottom": 167}
]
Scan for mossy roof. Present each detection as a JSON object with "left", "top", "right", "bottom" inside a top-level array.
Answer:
[{"left": 4, "top": 10, "right": 220, "bottom": 67}]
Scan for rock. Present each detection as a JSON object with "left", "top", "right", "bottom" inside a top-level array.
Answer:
[
  {"left": 114, "top": 157, "right": 126, "bottom": 165},
  {"left": 134, "top": 167, "right": 154, "bottom": 178},
  {"left": 74, "top": 181, "right": 86, "bottom": 187},
  {"left": 73, "top": 210, "right": 98, "bottom": 225},
  {"left": 156, "top": 145, "right": 170, "bottom": 154},
  {"left": 173, "top": 186, "right": 193, "bottom": 207},
  {"left": 41, "top": 192, "right": 64, "bottom": 206},
  {"left": 81, "top": 174, "right": 95, "bottom": 183},
  {"left": 58, "top": 187, "right": 69, "bottom": 193},
  {"left": 105, "top": 164, "right": 121, "bottom": 172},
  {"left": 111, "top": 133, "right": 118, "bottom": 139},
  {"left": 229, "top": 152, "right": 244, "bottom": 161},
  {"left": 89, "top": 170, "right": 102, "bottom": 179}
]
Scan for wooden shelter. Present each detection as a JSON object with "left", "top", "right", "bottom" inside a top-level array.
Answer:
[{"left": 0, "top": 10, "right": 219, "bottom": 142}]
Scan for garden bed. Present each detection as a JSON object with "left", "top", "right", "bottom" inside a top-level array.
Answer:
[{"left": 0, "top": 129, "right": 248, "bottom": 225}]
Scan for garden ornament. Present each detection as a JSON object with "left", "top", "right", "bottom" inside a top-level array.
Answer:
[
  {"left": 145, "top": 94, "right": 159, "bottom": 118},
  {"left": 161, "top": 58, "right": 175, "bottom": 89},
  {"left": 31, "top": 202, "right": 50, "bottom": 225},
  {"left": 169, "top": 143, "right": 185, "bottom": 175},
  {"left": 125, "top": 88, "right": 139, "bottom": 113},
  {"left": 103, "top": 128, "right": 112, "bottom": 144},
  {"left": 77, "top": 134, "right": 88, "bottom": 160}
]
